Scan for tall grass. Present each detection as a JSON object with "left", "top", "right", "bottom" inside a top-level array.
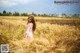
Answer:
[{"left": 0, "top": 16, "right": 80, "bottom": 53}]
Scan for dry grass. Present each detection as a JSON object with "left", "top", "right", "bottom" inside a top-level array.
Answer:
[{"left": 0, "top": 16, "right": 80, "bottom": 53}]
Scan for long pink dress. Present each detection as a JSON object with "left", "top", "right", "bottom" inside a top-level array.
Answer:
[{"left": 25, "top": 23, "right": 33, "bottom": 40}]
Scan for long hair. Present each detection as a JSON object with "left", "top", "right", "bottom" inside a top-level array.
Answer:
[{"left": 27, "top": 15, "right": 36, "bottom": 31}]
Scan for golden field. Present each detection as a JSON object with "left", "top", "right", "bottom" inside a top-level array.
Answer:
[{"left": 0, "top": 16, "right": 80, "bottom": 53}]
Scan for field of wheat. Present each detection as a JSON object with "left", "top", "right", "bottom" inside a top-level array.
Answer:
[{"left": 0, "top": 16, "right": 80, "bottom": 53}]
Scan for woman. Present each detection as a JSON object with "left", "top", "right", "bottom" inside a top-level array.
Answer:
[{"left": 25, "top": 15, "right": 36, "bottom": 41}]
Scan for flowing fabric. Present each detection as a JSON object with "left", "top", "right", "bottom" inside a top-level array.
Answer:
[{"left": 25, "top": 23, "right": 33, "bottom": 41}]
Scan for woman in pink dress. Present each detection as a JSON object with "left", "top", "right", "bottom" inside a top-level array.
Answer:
[{"left": 25, "top": 15, "right": 36, "bottom": 41}]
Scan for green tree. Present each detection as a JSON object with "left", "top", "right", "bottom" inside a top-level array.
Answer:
[
  {"left": 0, "top": 12, "right": 3, "bottom": 16},
  {"left": 21, "top": 13, "right": 28, "bottom": 16},
  {"left": 72, "top": 14, "right": 79, "bottom": 18},
  {"left": 13, "top": 12, "right": 20, "bottom": 16},
  {"left": 3, "top": 10, "right": 7, "bottom": 16},
  {"left": 8, "top": 12, "right": 12, "bottom": 16},
  {"left": 31, "top": 12, "right": 37, "bottom": 16}
]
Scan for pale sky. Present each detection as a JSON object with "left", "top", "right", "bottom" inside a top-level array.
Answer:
[{"left": 0, "top": 0, "right": 80, "bottom": 14}]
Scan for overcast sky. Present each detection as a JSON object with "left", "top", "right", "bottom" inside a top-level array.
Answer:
[{"left": 0, "top": 0, "right": 80, "bottom": 14}]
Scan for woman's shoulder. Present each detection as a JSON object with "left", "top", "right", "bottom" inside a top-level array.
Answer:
[{"left": 28, "top": 23, "right": 33, "bottom": 26}]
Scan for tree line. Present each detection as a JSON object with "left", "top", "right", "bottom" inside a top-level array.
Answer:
[
  {"left": 0, "top": 10, "right": 57, "bottom": 17},
  {"left": 0, "top": 10, "right": 80, "bottom": 18}
]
